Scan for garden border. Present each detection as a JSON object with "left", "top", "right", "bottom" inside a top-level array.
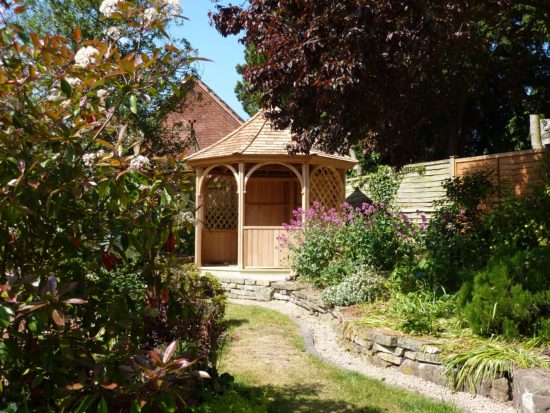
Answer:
[{"left": 218, "top": 276, "right": 550, "bottom": 412}]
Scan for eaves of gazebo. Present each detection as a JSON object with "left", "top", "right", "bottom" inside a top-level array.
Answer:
[{"left": 184, "top": 110, "right": 357, "bottom": 278}]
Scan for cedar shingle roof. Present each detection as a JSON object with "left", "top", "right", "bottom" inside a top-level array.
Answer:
[{"left": 185, "top": 111, "right": 356, "bottom": 167}]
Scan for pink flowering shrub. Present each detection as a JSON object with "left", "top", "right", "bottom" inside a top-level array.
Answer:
[{"left": 281, "top": 201, "right": 418, "bottom": 288}]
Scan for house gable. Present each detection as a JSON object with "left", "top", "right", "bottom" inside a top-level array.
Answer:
[{"left": 163, "top": 79, "right": 244, "bottom": 152}]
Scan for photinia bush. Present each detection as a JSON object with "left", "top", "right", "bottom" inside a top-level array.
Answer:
[{"left": 0, "top": 1, "right": 224, "bottom": 410}]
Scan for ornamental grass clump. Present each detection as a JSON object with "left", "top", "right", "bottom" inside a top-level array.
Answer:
[{"left": 444, "top": 338, "right": 550, "bottom": 392}]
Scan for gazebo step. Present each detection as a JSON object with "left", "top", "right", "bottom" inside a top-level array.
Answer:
[{"left": 200, "top": 266, "right": 292, "bottom": 282}]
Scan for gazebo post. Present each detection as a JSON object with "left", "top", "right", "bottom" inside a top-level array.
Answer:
[
  {"left": 194, "top": 167, "right": 204, "bottom": 267},
  {"left": 301, "top": 163, "right": 310, "bottom": 211},
  {"left": 237, "top": 162, "right": 245, "bottom": 269}
]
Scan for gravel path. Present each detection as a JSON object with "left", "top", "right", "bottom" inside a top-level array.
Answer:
[{"left": 231, "top": 298, "right": 518, "bottom": 413}]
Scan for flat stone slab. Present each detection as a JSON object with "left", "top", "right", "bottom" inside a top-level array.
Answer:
[
  {"left": 271, "top": 282, "right": 304, "bottom": 291},
  {"left": 514, "top": 368, "right": 550, "bottom": 413},
  {"left": 366, "top": 331, "right": 398, "bottom": 347}
]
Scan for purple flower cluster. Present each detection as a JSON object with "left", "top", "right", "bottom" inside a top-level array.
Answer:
[{"left": 278, "top": 199, "right": 435, "bottom": 252}]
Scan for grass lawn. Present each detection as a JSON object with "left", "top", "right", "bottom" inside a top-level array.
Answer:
[{"left": 217, "top": 303, "right": 461, "bottom": 413}]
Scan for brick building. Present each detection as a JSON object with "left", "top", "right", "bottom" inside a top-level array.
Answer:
[{"left": 163, "top": 78, "right": 244, "bottom": 152}]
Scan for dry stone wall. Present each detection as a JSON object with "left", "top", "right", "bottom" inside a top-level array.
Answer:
[
  {"left": 341, "top": 321, "right": 511, "bottom": 402},
  {"left": 219, "top": 277, "right": 329, "bottom": 315}
]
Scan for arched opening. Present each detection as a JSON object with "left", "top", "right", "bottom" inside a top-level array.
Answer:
[
  {"left": 243, "top": 163, "right": 302, "bottom": 267},
  {"left": 245, "top": 163, "right": 302, "bottom": 226},
  {"left": 201, "top": 166, "right": 238, "bottom": 266}
]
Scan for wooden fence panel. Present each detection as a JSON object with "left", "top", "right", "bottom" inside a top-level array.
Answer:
[
  {"left": 396, "top": 159, "right": 450, "bottom": 220},
  {"left": 455, "top": 149, "right": 546, "bottom": 198},
  {"left": 346, "top": 148, "right": 547, "bottom": 221}
]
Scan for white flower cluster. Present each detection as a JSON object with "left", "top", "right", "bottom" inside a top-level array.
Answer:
[
  {"left": 144, "top": 0, "right": 182, "bottom": 24},
  {"left": 100, "top": 0, "right": 181, "bottom": 24},
  {"left": 47, "top": 89, "right": 64, "bottom": 102},
  {"left": 163, "top": 0, "right": 182, "bottom": 14},
  {"left": 99, "top": 0, "right": 121, "bottom": 18},
  {"left": 96, "top": 89, "right": 109, "bottom": 100},
  {"left": 74, "top": 46, "right": 99, "bottom": 68},
  {"left": 106, "top": 26, "right": 122, "bottom": 40},
  {"left": 66, "top": 77, "right": 81, "bottom": 87},
  {"left": 129, "top": 155, "right": 150, "bottom": 171},
  {"left": 83, "top": 150, "right": 106, "bottom": 168},
  {"left": 144, "top": 7, "right": 159, "bottom": 24},
  {"left": 176, "top": 210, "right": 195, "bottom": 226}
]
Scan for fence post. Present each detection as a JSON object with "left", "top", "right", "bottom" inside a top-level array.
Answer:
[
  {"left": 530, "top": 114, "right": 542, "bottom": 149},
  {"left": 449, "top": 155, "right": 457, "bottom": 178}
]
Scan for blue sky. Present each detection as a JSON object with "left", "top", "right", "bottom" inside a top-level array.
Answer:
[{"left": 174, "top": 1, "right": 249, "bottom": 120}]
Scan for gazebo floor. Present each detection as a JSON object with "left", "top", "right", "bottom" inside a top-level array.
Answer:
[{"left": 200, "top": 266, "right": 292, "bottom": 282}]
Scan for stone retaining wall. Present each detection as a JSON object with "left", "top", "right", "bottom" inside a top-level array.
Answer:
[
  {"left": 219, "top": 277, "right": 550, "bottom": 411},
  {"left": 340, "top": 321, "right": 511, "bottom": 402},
  {"left": 220, "top": 278, "right": 331, "bottom": 316}
]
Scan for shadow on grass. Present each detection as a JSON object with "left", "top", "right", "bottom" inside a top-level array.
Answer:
[
  {"left": 236, "top": 382, "right": 385, "bottom": 413},
  {"left": 225, "top": 318, "right": 249, "bottom": 329}
]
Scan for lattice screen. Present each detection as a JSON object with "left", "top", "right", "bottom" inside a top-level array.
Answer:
[
  {"left": 310, "top": 167, "right": 342, "bottom": 209},
  {"left": 204, "top": 174, "right": 238, "bottom": 230}
]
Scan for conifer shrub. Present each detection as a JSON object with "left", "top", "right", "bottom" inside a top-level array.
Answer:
[{"left": 458, "top": 248, "right": 550, "bottom": 340}]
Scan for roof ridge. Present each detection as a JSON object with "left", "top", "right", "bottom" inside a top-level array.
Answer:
[
  {"left": 240, "top": 115, "right": 268, "bottom": 154},
  {"left": 185, "top": 109, "right": 265, "bottom": 161}
]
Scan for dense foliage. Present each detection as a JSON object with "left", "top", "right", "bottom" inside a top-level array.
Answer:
[
  {"left": 284, "top": 166, "right": 550, "bottom": 343},
  {"left": 17, "top": 0, "right": 199, "bottom": 156},
  {"left": 213, "top": 0, "right": 550, "bottom": 164},
  {"left": 458, "top": 250, "right": 550, "bottom": 340},
  {"left": 420, "top": 173, "right": 495, "bottom": 290},
  {"left": 0, "top": 1, "right": 225, "bottom": 410},
  {"left": 281, "top": 201, "right": 416, "bottom": 289},
  {"left": 234, "top": 43, "right": 262, "bottom": 117}
]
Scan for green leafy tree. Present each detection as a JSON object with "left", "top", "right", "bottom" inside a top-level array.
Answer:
[
  {"left": 18, "top": 0, "right": 200, "bottom": 155},
  {"left": 234, "top": 43, "right": 262, "bottom": 116},
  {"left": 0, "top": 1, "right": 224, "bottom": 410}
]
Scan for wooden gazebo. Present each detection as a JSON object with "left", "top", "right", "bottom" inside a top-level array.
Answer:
[{"left": 185, "top": 111, "right": 356, "bottom": 278}]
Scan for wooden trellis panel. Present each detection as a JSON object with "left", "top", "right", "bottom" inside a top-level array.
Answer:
[
  {"left": 204, "top": 175, "right": 238, "bottom": 230},
  {"left": 310, "top": 167, "right": 342, "bottom": 209}
]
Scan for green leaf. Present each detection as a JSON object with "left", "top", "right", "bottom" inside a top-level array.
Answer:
[
  {"left": 159, "top": 392, "right": 176, "bottom": 413},
  {"left": 129, "top": 95, "right": 138, "bottom": 114},
  {"left": 130, "top": 400, "right": 142, "bottom": 413},
  {"left": 61, "top": 78, "right": 73, "bottom": 98},
  {"left": 74, "top": 395, "right": 96, "bottom": 413},
  {"left": 0, "top": 305, "right": 13, "bottom": 328},
  {"left": 97, "top": 397, "right": 108, "bottom": 413}
]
